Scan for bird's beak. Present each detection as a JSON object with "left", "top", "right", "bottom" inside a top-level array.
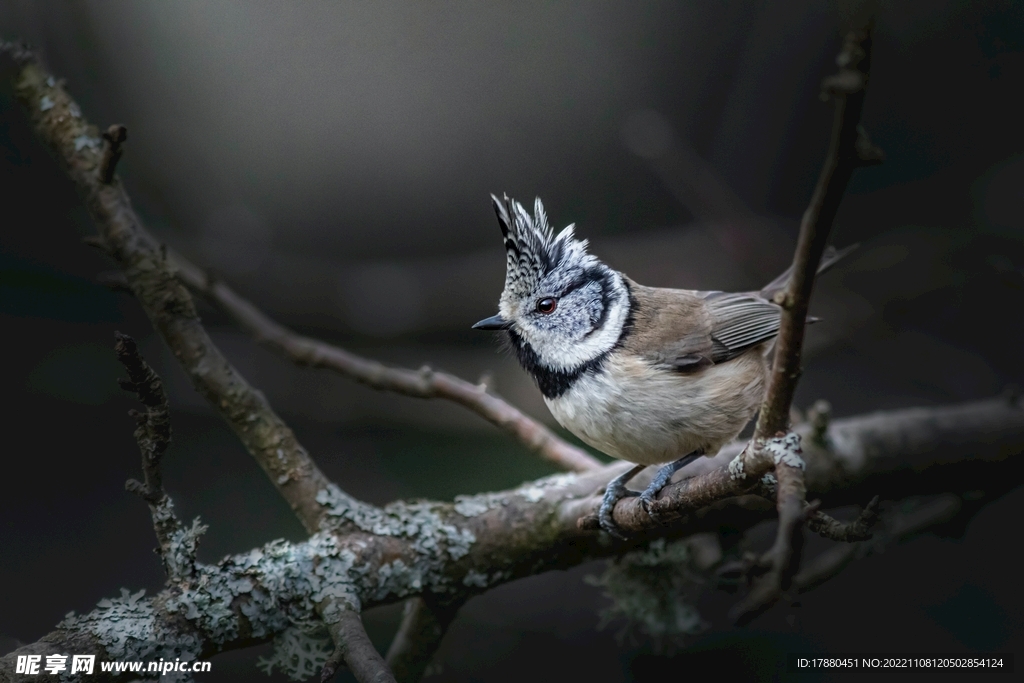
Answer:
[{"left": 472, "top": 314, "right": 510, "bottom": 330}]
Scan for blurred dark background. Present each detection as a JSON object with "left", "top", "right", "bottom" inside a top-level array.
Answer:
[{"left": 2, "top": 1, "right": 1022, "bottom": 681}]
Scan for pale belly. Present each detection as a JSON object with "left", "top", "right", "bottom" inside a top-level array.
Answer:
[{"left": 544, "top": 351, "right": 767, "bottom": 466}]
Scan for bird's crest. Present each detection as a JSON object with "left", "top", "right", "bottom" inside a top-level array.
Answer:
[{"left": 491, "top": 194, "right": 596, "bottom": 301}]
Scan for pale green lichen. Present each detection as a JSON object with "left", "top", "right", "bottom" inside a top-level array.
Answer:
[
  {"left": 517, "top": 486, "right": 545, "bottom": 502},
  {"left": 462, "top": 569, "right": 488, "bottom": 588},
  {"left": 514, "top": 472, "right": 580, "bottom": 502},
  {"left": 72, "top": 134, "right": 99, "bottom": 151},
  {"left": 56, "top": 486, "right": 486, "bottom": 680},
  {"left": 586, "top": 538, "right": 709, "bottom": 653},
  {"left": 765, "top": 432, "right": 805, "bottom": 469},
  {"left": 316, "top": 484, "right": 475, "bottom": 561},
  {"left": 59, "top": 588, "right": 201, "bottom": 683},
  {"left": 164, "top": 514, "right": 207, "bottom": 580},
  {"left": 728, "top": 453, "right": 746, "bottom": 480},
  {"left": 453, "top": 495, "right": 494, "bottom": 517},
  {"left": 256, "top": 625, "right": 333, "bottom": 681}
]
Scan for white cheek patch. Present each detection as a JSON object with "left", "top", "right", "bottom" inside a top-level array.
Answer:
[{"left": 524, "top": 276, "right": 629, "bottom": 372}]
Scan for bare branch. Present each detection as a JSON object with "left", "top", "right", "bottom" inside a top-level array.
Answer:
[
  {"left": 723, "top": 24, "right": 877, "bottom": 624},
  {"left": 385, "top": 598, "right": 460, "bottom": 683},
  {"left": 807, "top": 495, "right": 879, "bottom": 542},
  {"left": 755, "top": 25, "right": 875, "bottom": 438},
  {"left": 5, "top": 46, "right": 335, "bottom": 533},
  {"left": 99, "top": 123, "right": 126, "bottom": 183},
  {"left": 172, "top": 259, "right": 601, "bottom": 473},
  {"left": 794, "top": 494, "right": 961, "bottom": 593},
  {"left": 319, "top": 600, "right": 396, "bottom": 683}
]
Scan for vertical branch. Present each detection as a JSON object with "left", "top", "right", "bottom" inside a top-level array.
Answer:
[
  {"left": 754, "top": 25, "right": 880, "bottom": 438},
  {"left": 734, "top": 24, "right": 881, "bottom": 623},
  {"left": 115, "top": 332, "right": 206, "bottom": 582}
]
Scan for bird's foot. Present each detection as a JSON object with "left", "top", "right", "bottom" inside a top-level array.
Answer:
[
  {"left": 598, "top": 464, "right": 645, "bottom": 540},
  {"left": 638, "top": 451, "right": 703, "bottom": 525}
]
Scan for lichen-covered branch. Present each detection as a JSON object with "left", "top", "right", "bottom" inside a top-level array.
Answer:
[
  {"left": 115, "top": 331, "right": 172, "bottom": 507},
  {"left": 172, "top": 261, "right": 600, "bottom": 473},
  {"left": 115, "top": 331, "right": 207, "bottom": 582},
  {"left": 3, "top": 396, "right": 1019, "bottom": 682},
  {"left": 2, "top": 42, "right": 333, "bottom": 533}
]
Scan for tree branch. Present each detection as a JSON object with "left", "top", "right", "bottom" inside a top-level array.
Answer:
[
  {"left": 3, "top": 33, "right": 1019, "bottom": 683},
  {"left": 318, "top": 600, "right": 396, "bottom": 683},
  {"left": 806, "top": 495, "right": 879, "bottom": 542},
  {"left": 794, "top": 494, "right": 961, "bottom": 593},
  {"left": 172, "top": 261, "right": 601, "bottom": 474},
  {"left": 115, "top": 331, "right": 171, "bottom": 506},
  {"left": 385, "top": 598, "right": 460, "bottom": 683},
  {"left": 114, "top": 332, "right": 208, "bottom": 583},
  {"left": 3, "top": 42, "right": 334, "bottom": 534},
  {"left": 723, "top": 24, "right": 878, "bottom": 624},
  {"left": 99, "top": 123, "right": 126, "bottom": 183},
  {"left": 2, "top": 397, "right": 1020, "bottom": 682}
]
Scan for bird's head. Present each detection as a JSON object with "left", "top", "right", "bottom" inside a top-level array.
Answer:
[{"left": 474, "top": 194, "right": 630, "bottom": 375}]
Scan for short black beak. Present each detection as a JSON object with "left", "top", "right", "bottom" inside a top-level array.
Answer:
[{"left": 472, "top": 314, "right": 510, "bottom": 330}]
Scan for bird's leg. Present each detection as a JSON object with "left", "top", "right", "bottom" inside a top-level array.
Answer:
[
  {"left": 638, "top": 450, "right": 703, "bottom": 524},
  {"left": 598, "top": 464, "right": 646, "bottom": 540}
]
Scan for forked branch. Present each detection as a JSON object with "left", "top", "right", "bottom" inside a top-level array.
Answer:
[
  {"left": 3, "top": 42, "right": 335, "bottom": 534},
  {"left": 173, "top": 261, "right": 601, "bottom": 474}
]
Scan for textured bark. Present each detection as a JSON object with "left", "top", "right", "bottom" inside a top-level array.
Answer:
[
  {"left": 2, "top": 32, "right": 1018, "bottom": 683},
  {"left": 2, "top": 397, "right": 1021, "bottom": 682}
]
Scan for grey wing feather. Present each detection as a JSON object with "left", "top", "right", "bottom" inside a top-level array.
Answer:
[
  {"left": 759, "top": 243, "right": 858, "bottom": 301},
  {"left": 704, "top": 292, "right": 781, "bottom": 362}
]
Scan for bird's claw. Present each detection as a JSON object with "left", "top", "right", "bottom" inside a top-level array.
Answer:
[
  {"left": 598, "top": 483, "right": 637, "bottom": 540},
  {"left": 635, "top": 451, "right": 701, "bottom": 526},
  {"left": 638, "top": 491, "right": 664, "bottom": 525}
]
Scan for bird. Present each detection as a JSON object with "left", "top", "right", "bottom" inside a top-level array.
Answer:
[{"left": 473, "top": 194, "right": 852, "bottom": 539}]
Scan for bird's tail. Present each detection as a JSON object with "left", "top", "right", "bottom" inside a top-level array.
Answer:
[{"left": 759, "top": 244, "right": 858, "bottom": 302}]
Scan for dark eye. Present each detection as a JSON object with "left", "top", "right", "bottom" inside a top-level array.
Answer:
[{"left": 537, "top": 297, "right": 557, "bottom": 314}]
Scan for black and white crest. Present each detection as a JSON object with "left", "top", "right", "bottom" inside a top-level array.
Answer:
[{"left": 491, "top": 194, "right": 598, "bottom": 305}]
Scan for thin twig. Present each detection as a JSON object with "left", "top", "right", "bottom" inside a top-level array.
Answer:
[
  {"left": 794, "top": 494, "right": 961, "bottom": 592},
  {"left": 807, "top": 495, "right": 879, "bottom": 542},
  {"left": 115, "top": 332, "right": 171, "bottom": 504},
  {"left": 385, "top": 598, "right": 460, "bottom": 683},
  {"left": 171, "top": 259, "right": 601, "bottom": 473},
  {"left": 6, "top": 44, "right": 336, "bottom": 534},
  {"left": 114, "top": 332, "right": 206, "bottom": 581}
]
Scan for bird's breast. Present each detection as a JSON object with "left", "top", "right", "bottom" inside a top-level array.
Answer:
[{"left": 544, "top": 350, "right": 768, "bottom": 465}]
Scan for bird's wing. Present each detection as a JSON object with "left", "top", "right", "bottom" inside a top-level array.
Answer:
[
  {"left": 623, "top": 282, "right": 716, "bottom": 370},
  {"left": 703, "top": 291, "right": 782, "bottom": 363},
  {"left": 624, "top": 280, "right": 782, "bottom": 371}
]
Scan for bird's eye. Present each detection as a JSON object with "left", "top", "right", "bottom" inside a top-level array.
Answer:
[{"left": 537, "top": 297, "right": 557, "bottom": 314}]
